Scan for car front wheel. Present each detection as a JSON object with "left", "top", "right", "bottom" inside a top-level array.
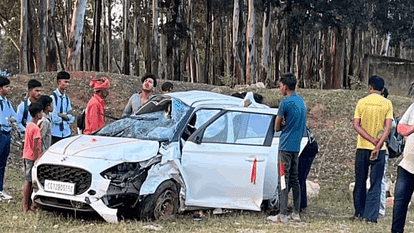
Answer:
[{"left": 139, "top": 180, "right": 179, "bottom": 221}]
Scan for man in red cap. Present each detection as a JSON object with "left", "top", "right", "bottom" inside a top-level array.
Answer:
[{"left": 84, "top": 77, "right": 110, "bottom": 135}]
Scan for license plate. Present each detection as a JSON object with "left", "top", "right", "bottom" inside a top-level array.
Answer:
[{"left": 44, "top": 180, "right": 75, "bottom": 195}]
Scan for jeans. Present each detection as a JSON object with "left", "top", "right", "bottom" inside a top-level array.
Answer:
[
  {"left": 279, "top": 150, "right": 300, "bottom": 215},
  {"left": 298, "top": 143, "right": 317, "bottom": 210},
  {"left": 391, "top": 166, "right": 414, "bottom": 233},
  {"left": 353, "top": 149, "right": 385, "bottom": 222},
  {"left": 379, "top": 154, "right": 388, "bottom": 216},
  {"left": 0, "top": 133, "right": 11, "bottom": 191}
]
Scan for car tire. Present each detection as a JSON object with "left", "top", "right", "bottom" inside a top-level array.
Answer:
[{"left": 139, "top": 180, "right": 179, "bottom": 221}]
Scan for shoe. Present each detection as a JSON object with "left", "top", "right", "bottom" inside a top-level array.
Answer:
[
  {"left": 267, "top": 214, "right": 288, "bottom": 223},
  {"left": 0, "top": 191, "right": 12, "bottom": 200},
  {"left": 364, "top": 218, "right": 377, "bottom": 224},
  {"left": 289, "top": 213, "right": 301, "bottom": 222},
  {"left": 349, "top": 215, "right": 363, "bottom": 221}
]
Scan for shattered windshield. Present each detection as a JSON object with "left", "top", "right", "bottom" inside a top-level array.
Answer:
[{"left": 96, "top": 99, "right": 190, "bottom": 140}]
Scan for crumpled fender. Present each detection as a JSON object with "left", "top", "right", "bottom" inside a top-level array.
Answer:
[{"left": 139, "top": 160, "right": 183, "bottom": 197}]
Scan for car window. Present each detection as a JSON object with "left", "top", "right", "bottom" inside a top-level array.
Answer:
[
  {"left": 202, "top": 111, "right": 272, "bottom": 145},
  {"left": 193, "top": 109, "right": 220, "bottom": 129},
  {"left": 96, "top": 99, "right": 190, "bottom": 140}
]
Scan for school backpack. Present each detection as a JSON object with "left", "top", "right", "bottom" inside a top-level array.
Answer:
[{"left": 388, "top": 116, "right": 405, "bottom": 158}]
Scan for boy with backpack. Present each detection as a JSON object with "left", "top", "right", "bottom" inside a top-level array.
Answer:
[
  {"left": 15, "top": 79, "right": 42, "bottom": 136},
  {"left": 50, "top": 71, "right": 74, "bottom": 144},
  {"left": 22, "top": 102, "right": 43, "bottom": 212}
]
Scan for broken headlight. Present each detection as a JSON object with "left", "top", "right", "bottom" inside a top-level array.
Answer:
[{"left": 100, "top": 162, "right": 141, "bottom": 182}]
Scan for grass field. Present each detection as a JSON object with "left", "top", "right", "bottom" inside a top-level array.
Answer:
[{"left": 1, "top": 84, "right": 414, "bottom": 232}]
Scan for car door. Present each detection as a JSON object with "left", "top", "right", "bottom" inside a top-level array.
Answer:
[{"left": 181, "top": 110, "right": 274, "bottom": 211}]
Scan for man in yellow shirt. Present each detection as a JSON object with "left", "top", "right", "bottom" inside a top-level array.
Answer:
[{"left": 351, "top": 75, "right": 393, "bottom": 223}]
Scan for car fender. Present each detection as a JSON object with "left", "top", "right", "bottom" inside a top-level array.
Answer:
[{"left": 139, "top": 160, "right": 184, "bottom": 197}]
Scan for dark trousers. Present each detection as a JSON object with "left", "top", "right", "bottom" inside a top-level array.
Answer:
[
  {"left": 391, "top": 166, "right": 414, "bottom": 233},
  {"left": 353, "top": 149, "right": 385, "bottom": 222},
  {"left": 51, "top": 135, "right": 70, "bottom": 145},
  {"left": 298, "top": 151, "right": 316, "bottom": 210},
  {"left": 0, "top": 132, "right": 11, "bottom": 191},
  {"left": 279, "top": 150, "right": 300, "bottom": 215}
]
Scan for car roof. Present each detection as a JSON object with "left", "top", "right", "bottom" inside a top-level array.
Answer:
[{"left": 167, "top": 90, "right": 272, "bottom": 111}]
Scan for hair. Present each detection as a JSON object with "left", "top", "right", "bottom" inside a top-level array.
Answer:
[
  {"left": 28, "top": 79, "right": 42, "bottom": 90},
  {"left": 368, "top": 75, "right": 385, "bottom": 91},
  {"left": 57, "top": 71, "right": 70, "bottom": 80},
  {"left": 231, "top": 92, "right": 264, "bottom": 104},
  {"left": 381, "top": 87, "right": 389, "bottom": 98},
  {"left": 29, "top": 102, "right": 43, "bottom": 118},
  {"left": 141, "top": 73, "right": 157, "bottom": 87},
  {"left": 38, "top": 95, "right": 53, "bottom": 111},
  {"left": 0, "top": 76, "right": 10, "bottom": 87},
  {"left": 162, "top": 82, "right": 173, "bottom": 92},
  {"left": 281, "top": 73, "right": 297, "bottom": 91}
]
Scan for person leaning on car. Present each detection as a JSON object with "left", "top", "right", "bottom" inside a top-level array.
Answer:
[
  {"left": 351, "top": 75, "right": 392, "bottom": 224},
  {"left": 268, "top": 73, "right": 307, "bottom": 223},
  {"left": 122, "top": 73, "right": 157, "bottom": 117},
  {"left": 84, "top": 77, "right": 110, "bottom": 135}
]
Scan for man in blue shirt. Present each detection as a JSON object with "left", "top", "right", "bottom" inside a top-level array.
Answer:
[
  {"left": 0, "top": 76, "right": 17, "bottom": 200},
  {"left": 50, "top": 71, "right": 75, "bottom": 144},
  {"left": 15, "top": 79, "right": 42, "bottom": 135},
  {"left": 269, "top": 73, "right": 307, "bottom": 223}
]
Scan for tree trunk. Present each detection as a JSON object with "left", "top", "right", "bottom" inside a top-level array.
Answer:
[
  {"left": 107, "top": 0, "right": 112, "bottom": 72},
  {"left": 39, "top": 0, "right": 47, "bottom": 72},
  {"left": 203, "top": 0, "right": 212, "bottom": 84},
  {"left": 93, "top": 0, "right": 102, "bottom": 71},
  {"left": 66, "top": 0, "right": 88, "bottom": 71},
  {"left": 260, "top": 3, "right": 271, "bottom": 86},
  {"left": 133, "top": 0, "right": 140, "bottom": 76},
  {"left": 233, "top": 0, "right": 245, "bottom": 85},
  {"left": 20, "top": 0, "right": 29, "bottom": 74},
  {"left": 246, "top": 0, "right": 255, "bottom": 85},
  {"left": 122, "top": 0, "right": 131, "bottom": 75},
  {"left": 46, "top": 0, "right": 57, "bottom": 71},
  {"left": 152, "top": 0, "right": 159, "bottom": 76}
]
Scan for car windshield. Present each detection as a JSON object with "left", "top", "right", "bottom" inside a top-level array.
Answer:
[{"left": 96, "top": 98, "right": 190, "bottom": 140}]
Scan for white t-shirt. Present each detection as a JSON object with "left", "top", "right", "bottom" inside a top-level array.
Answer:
[{"left": 398, "top": 102, "right": 414, "bottom": 174}]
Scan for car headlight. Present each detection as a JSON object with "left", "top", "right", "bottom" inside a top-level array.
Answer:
[{"left": 100, "top": 162, "right": 141, "bottom": 182}]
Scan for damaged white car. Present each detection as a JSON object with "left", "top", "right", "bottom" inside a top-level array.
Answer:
[{"left": 32, "top": 90, "right": 310, "bottom": 223}]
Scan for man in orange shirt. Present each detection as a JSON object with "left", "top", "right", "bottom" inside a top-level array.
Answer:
[{"left": 84, "top": 77, "right": 110, "bottom": 135}]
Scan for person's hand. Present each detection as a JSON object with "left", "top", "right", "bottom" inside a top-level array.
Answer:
[
  {"left": 280, "top": 117, "right": 286, "bottom": 129},
  {"left": 370, "top": 149, "right": 379, "bottom": 161},
  {"left": 7, "top": 117, "right": 15, "bottom": 123},
  {"left": 58, "top": 113, "right": 69, "bottom": 121}
]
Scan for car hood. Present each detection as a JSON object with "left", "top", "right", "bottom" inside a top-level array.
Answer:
[{"left": 47, "top": 135, "right": 160, "bottom": 162}]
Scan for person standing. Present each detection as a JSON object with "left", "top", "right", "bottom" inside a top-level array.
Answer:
[
  {"left": 391, "top": 102, "right": 414, "bottom": 232},
  {"left": 22, "top": 102, "right": 43, "bottom": 212},
  {"left": 15, "top": 79, "right": 42, "bottom": 136},
  {"left": 38, "top": 95, "right": 53, "bottom": 152},
  {"left": 351, "top": 75, "right": 392, "bottom": 223},
  {"left": 84, "top": 77, "right": 110, "bottom": 135},
  {"left": 122, "top": 73, "right": 157, "bottom": 117},
  {"left": 0, "top": 76, "right": 16, "bottom": 200},
  {"left": 50, "top": 71, "right": 75, "bottom": 144},
  {"left": 268, "top": 73, "right": 307, "bottom": 223}
]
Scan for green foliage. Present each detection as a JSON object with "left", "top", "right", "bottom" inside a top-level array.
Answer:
[{"left": 219, "top": 70, "right": 236, "bottom": 88}]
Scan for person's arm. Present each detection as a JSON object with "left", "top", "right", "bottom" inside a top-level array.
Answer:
[
  {"left": 33, "top": 137, "right": 41, "bottom": 161},
  {"left": 275, "top": 116, "right": 283, "bottom": 132},
  {"left": 353, "top": 118, "right": 379, "bottom": 146},
  {"left": 15, "top": 102, "right": 26, "bottom": 132},
  {"left": 122, "top": 96, "right": 133, "bottom": 117},
  {"left": 50, "top": 94, "right": 64, "bottom": 124},
  {"left": 371, "top": 118, "right": 392, "bottom": 160},
  {"left": 65, "top": 97, "right": 75, "bottom": 124},
  {"left": 84, "top": 103, "right": 100, "bottom": 134}
]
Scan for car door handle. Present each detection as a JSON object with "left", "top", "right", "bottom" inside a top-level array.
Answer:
[{"left": 245, "top": 158, "right": 265, "bottom": 162}]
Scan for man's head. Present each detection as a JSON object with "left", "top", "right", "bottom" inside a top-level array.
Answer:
[
  {"left": 279, "top": 73, "right": 297, "bottom": 96},
  {"left": 28, "top": 79, "right": 42, "bottom": 102},
  {"left": 141, "top": 73, "right": 157, "bottom": 92},
  {"left": 368, "top": 75, "right": 385, "bottom": 92},
  {"left": 57, "top": 71, "right": 70, "bottom": 92},
  {"left": 90, "top": 77, "right": 110, "bottom": 99},
  {"left": 29, "top": 102, "right": 43, "bottom": 119},
  {"left": 0, "top": 76, "right": 11, "bottom": 97},
  {"left": 162, "top": 82, "right": 173, "bottom": 93},
  {"left": 39, "top": 95, "right": 53, "bottom": 113}
]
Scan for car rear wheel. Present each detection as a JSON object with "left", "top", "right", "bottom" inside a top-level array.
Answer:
[{"left": 139, "top": 180, "right": 179, "bottom": 221}]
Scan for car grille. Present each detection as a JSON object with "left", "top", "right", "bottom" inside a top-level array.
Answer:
[{"left": 37, "top": 164, "right": 92, "bottom": 195}]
